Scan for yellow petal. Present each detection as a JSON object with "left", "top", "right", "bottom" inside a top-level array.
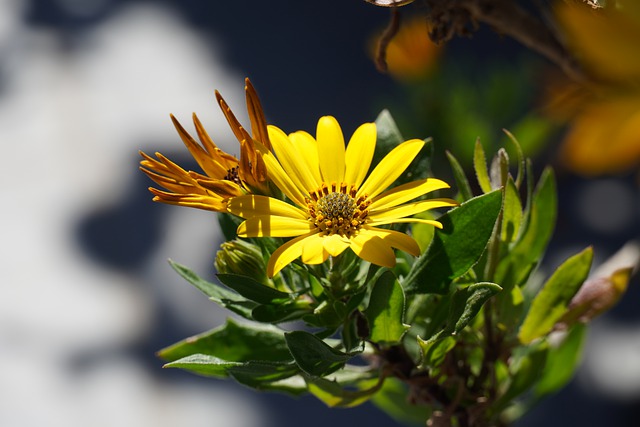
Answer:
[
  {"left": 369, "top": 198, "right": 457, "bottom": 222},
  {"left": 227, "top": 195, "right": 308, "bottom": 219},
  {"left": 170, "top": 115, "right": 231, "bottom": 178},
  {"left": 268, "top": 125, "right": 319, "bottom": 192},
  {"left": 350, "top": 232, "right": 396, "bottom": 268},
  {"left": 301, "top": 234, "right": 330, "bottom": 264},
  {"left": 361, "top": 226, "right": 420, "bottom": 256},
  {"left": 245, "top": 78, "right": 272, "bottom": 151},
  {"left": 267, "top": 232, "right": 318, "bottom": 277},
  {"left": 358, "top": 139, "right": 424, "bottom": 199},
  {"left": 316, "top": 116, "right": 345, "bottom": 183},
  {"left": 257, "top": 143, "right": 307, "bottom": 207},
  {"left": 237, "top": 215, "right": 314, "bottom": 237},
  {"left": 289, "top": 130, "right": 322, "bottom": 185},
  {"left": 344, "top": 123, "right": 376, "bottom": 187},
  {"left": 371, "top": 218, "right": 444, "bottom": 229},
  {"left": 196, "top": 178, "right": 244, "bottom": 199},
  {"left": 323, "top": 234, "right": 351, "bottom": 257},
  {"left": 370, "top": 178, "right": 451, "bottom": 211}
]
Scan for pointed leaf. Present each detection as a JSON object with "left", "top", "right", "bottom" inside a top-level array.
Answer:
[
  {"left": 163, "top": 354, "right": 241, "bottom": 378},
  {"left": 535, "top": 324, "right": 587, "bottom": 397},
  {"left": 285, "top": 331, "right": 351, "bottom": 377},
  {"left": 518, "top": 247, "right": 593, "bottom": 344},
  {"left": 446, "top": 150, "right": 473, "bottom": 201},
  {"left": 307, "top": 376, "right": 383, "bottom": 408},
  {"left": 169, "top": 260, "right": 257, "bottom": 319},
  {"left": 403, "top": 190, "right": 503, "bottom": 294},
  {"left": 495, "top": 167, "right": 557, "bottom": 289},
  {"left": 217, "top": 273, "right": 292, "bottom": 304},
  {"left": 158, "top": 318, "right": 290, "bottom": 363},
  {"left": 474, "top": 138, "right": 492, "bottom": 193}
]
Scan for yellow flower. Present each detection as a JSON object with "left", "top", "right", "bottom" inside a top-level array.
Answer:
[
  {"left": 227, "top": 116, "right": 457, "bottom": 277},
  {"left": 372, "top": 16, "right": 442, "bottom": 81},
  {"left": 553, "top": 0, "right": 640, "bottom": 175},
  {"left": 139, "top": 78, "right": 271, "bottom": 211}
]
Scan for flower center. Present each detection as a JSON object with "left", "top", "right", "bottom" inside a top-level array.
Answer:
[{"left": 306, "top": 182, "right": 370, "bottom": 236}]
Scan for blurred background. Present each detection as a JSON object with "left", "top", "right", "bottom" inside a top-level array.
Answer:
[{"left": 1, "top": 0, "right": 638, "bottom": 426}]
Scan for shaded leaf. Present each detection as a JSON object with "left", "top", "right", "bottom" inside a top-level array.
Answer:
[
  {"left": 535, "top": 324, "right": 587, "bottom": 397},
  {"left": 285, "top": 331, "right": 352, "bottom": 377},
  {"left": 307, "top": 376, "right": 383, "bottom": 408},
  {"left": 418, "top": 335, "right": 456, "bottom": 368},
  {"left": 217, "top": 273, "right": 292, "bottom": 304},
  {"left": 169, "top": 260, "right": 257, "bottom": 319},
  {"left": 371, "top": 377, "right": 432, "bottom": 426}
]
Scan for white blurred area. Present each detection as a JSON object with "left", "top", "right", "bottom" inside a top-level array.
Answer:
[{"left": 0, "top": 1, "right": 264, "bottom": 426}]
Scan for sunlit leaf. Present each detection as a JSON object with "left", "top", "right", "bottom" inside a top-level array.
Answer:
[
  {"left": 404, "top": 190, "right": 502, "bottom": 294},
  {"left": 474, "top": 138, "right": 492, "bottom": 193},
  {"left": 518, "top": 247, "right": 593, "bottom": 344},
  {"left": 365, "top": 271, "right": 410, "bottom": 344},
  {"left": 158, "top": 318, "right": 290, "bottom": 363}
]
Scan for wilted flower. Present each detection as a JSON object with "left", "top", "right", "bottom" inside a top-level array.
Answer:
[
  {"left": 228, "top": 116, "right": 456, "bottom": 277},
  {"left": 139, "top": 78, "right": 271, "bottom": 211}
]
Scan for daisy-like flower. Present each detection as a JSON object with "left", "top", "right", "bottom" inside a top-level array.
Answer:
[
  {"left": 139, "top": 78, "right": 271, "bottom": 211},
  {"left": 227, "top": 116, "right": 457, "bottom": 277}
]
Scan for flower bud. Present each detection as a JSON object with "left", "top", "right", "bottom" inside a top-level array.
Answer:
[{"left": 215, "top": 239, "right": 268, "bottom": 285}]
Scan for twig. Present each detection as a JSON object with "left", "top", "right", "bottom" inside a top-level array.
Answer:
[{"left": 375, "top": 7, "right": 401, "bottom": 73}]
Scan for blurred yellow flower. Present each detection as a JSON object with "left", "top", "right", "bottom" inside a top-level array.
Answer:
[
  {"left": 227, "top": 116, "right": 456, "bottom": 277},
  {"left": 372, "top": 15, "right": 442, "bottom": 81},
  {"left": 554, "top": 0, "right": 640, "bottom": 175},
  {"left": 139, "top": 79, "right": 271, "bottom": 211}
]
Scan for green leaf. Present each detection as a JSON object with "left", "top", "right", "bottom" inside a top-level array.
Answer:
[
  {"left": 473, "top": 138, "right": 492, "bottom": 193},
  {"left": 502, "top": 128, "right": 525, "bottom": 189},
  {"left": 217, "top": 273, "right": 292, "bottom": 304},
  {"left": 169, "top": 260, "right": 257, "bottom": 319},
  {"left": 535, "top": 324, "right": 587, "bottom": 397},
  {"left": 218, "top": 212, "right": 243, "bottom": 241},
  {"left": 371, "top": 377, "right": 432, "bottom": 425},
  {"left": 518, "top": 247, "right": 593, "bottom": 344},
  {"left": 501, "top": 177, "right": 523, "bottom": 244},
  {"left": 495, "top": 167, "right": 557, "bottom": 289},
  {"left": 403, "top": 190, "right": 503, "bottom": 294},
  {"left": 251, "top": 302, "right": 311, "bottom": 324},
  {"left": 447, "top": 282, "right": 502, "bottom": 334},
  {"left": 307, "top": 376, "right": 383, "bottom": 408},
  {"left": 364, "top": 271, "right": 410, "bottom": 344},
  {"left": 285, "top": 331, "right": 352, "bottom": 377},
  {"left": 446, "top": 150, "right": 473, "bottom": 202},
  {"left": 412, "top": 211, "right": 436, "bottom": 253},
  {"left": 418, "top": 335, "right": 456, "bottom": 368},
  {"left": 163, "top": 354, "right": 241, "bottom": 378},
  {"left": 157, "top": 318, "right": 290, "bottom": 363},
  {"left": 228, "top": 361, "right": 300, "bottom": 387},
  {"left": 418, "top": 283, "right": 501, "bottom": 345},
  {"left": 493, "top": 344, "right": 548, "bottom": 412}
]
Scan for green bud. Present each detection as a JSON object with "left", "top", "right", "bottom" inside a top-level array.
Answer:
[{"left": 215, "top": 239, "right": 269, "bottom": 285}]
